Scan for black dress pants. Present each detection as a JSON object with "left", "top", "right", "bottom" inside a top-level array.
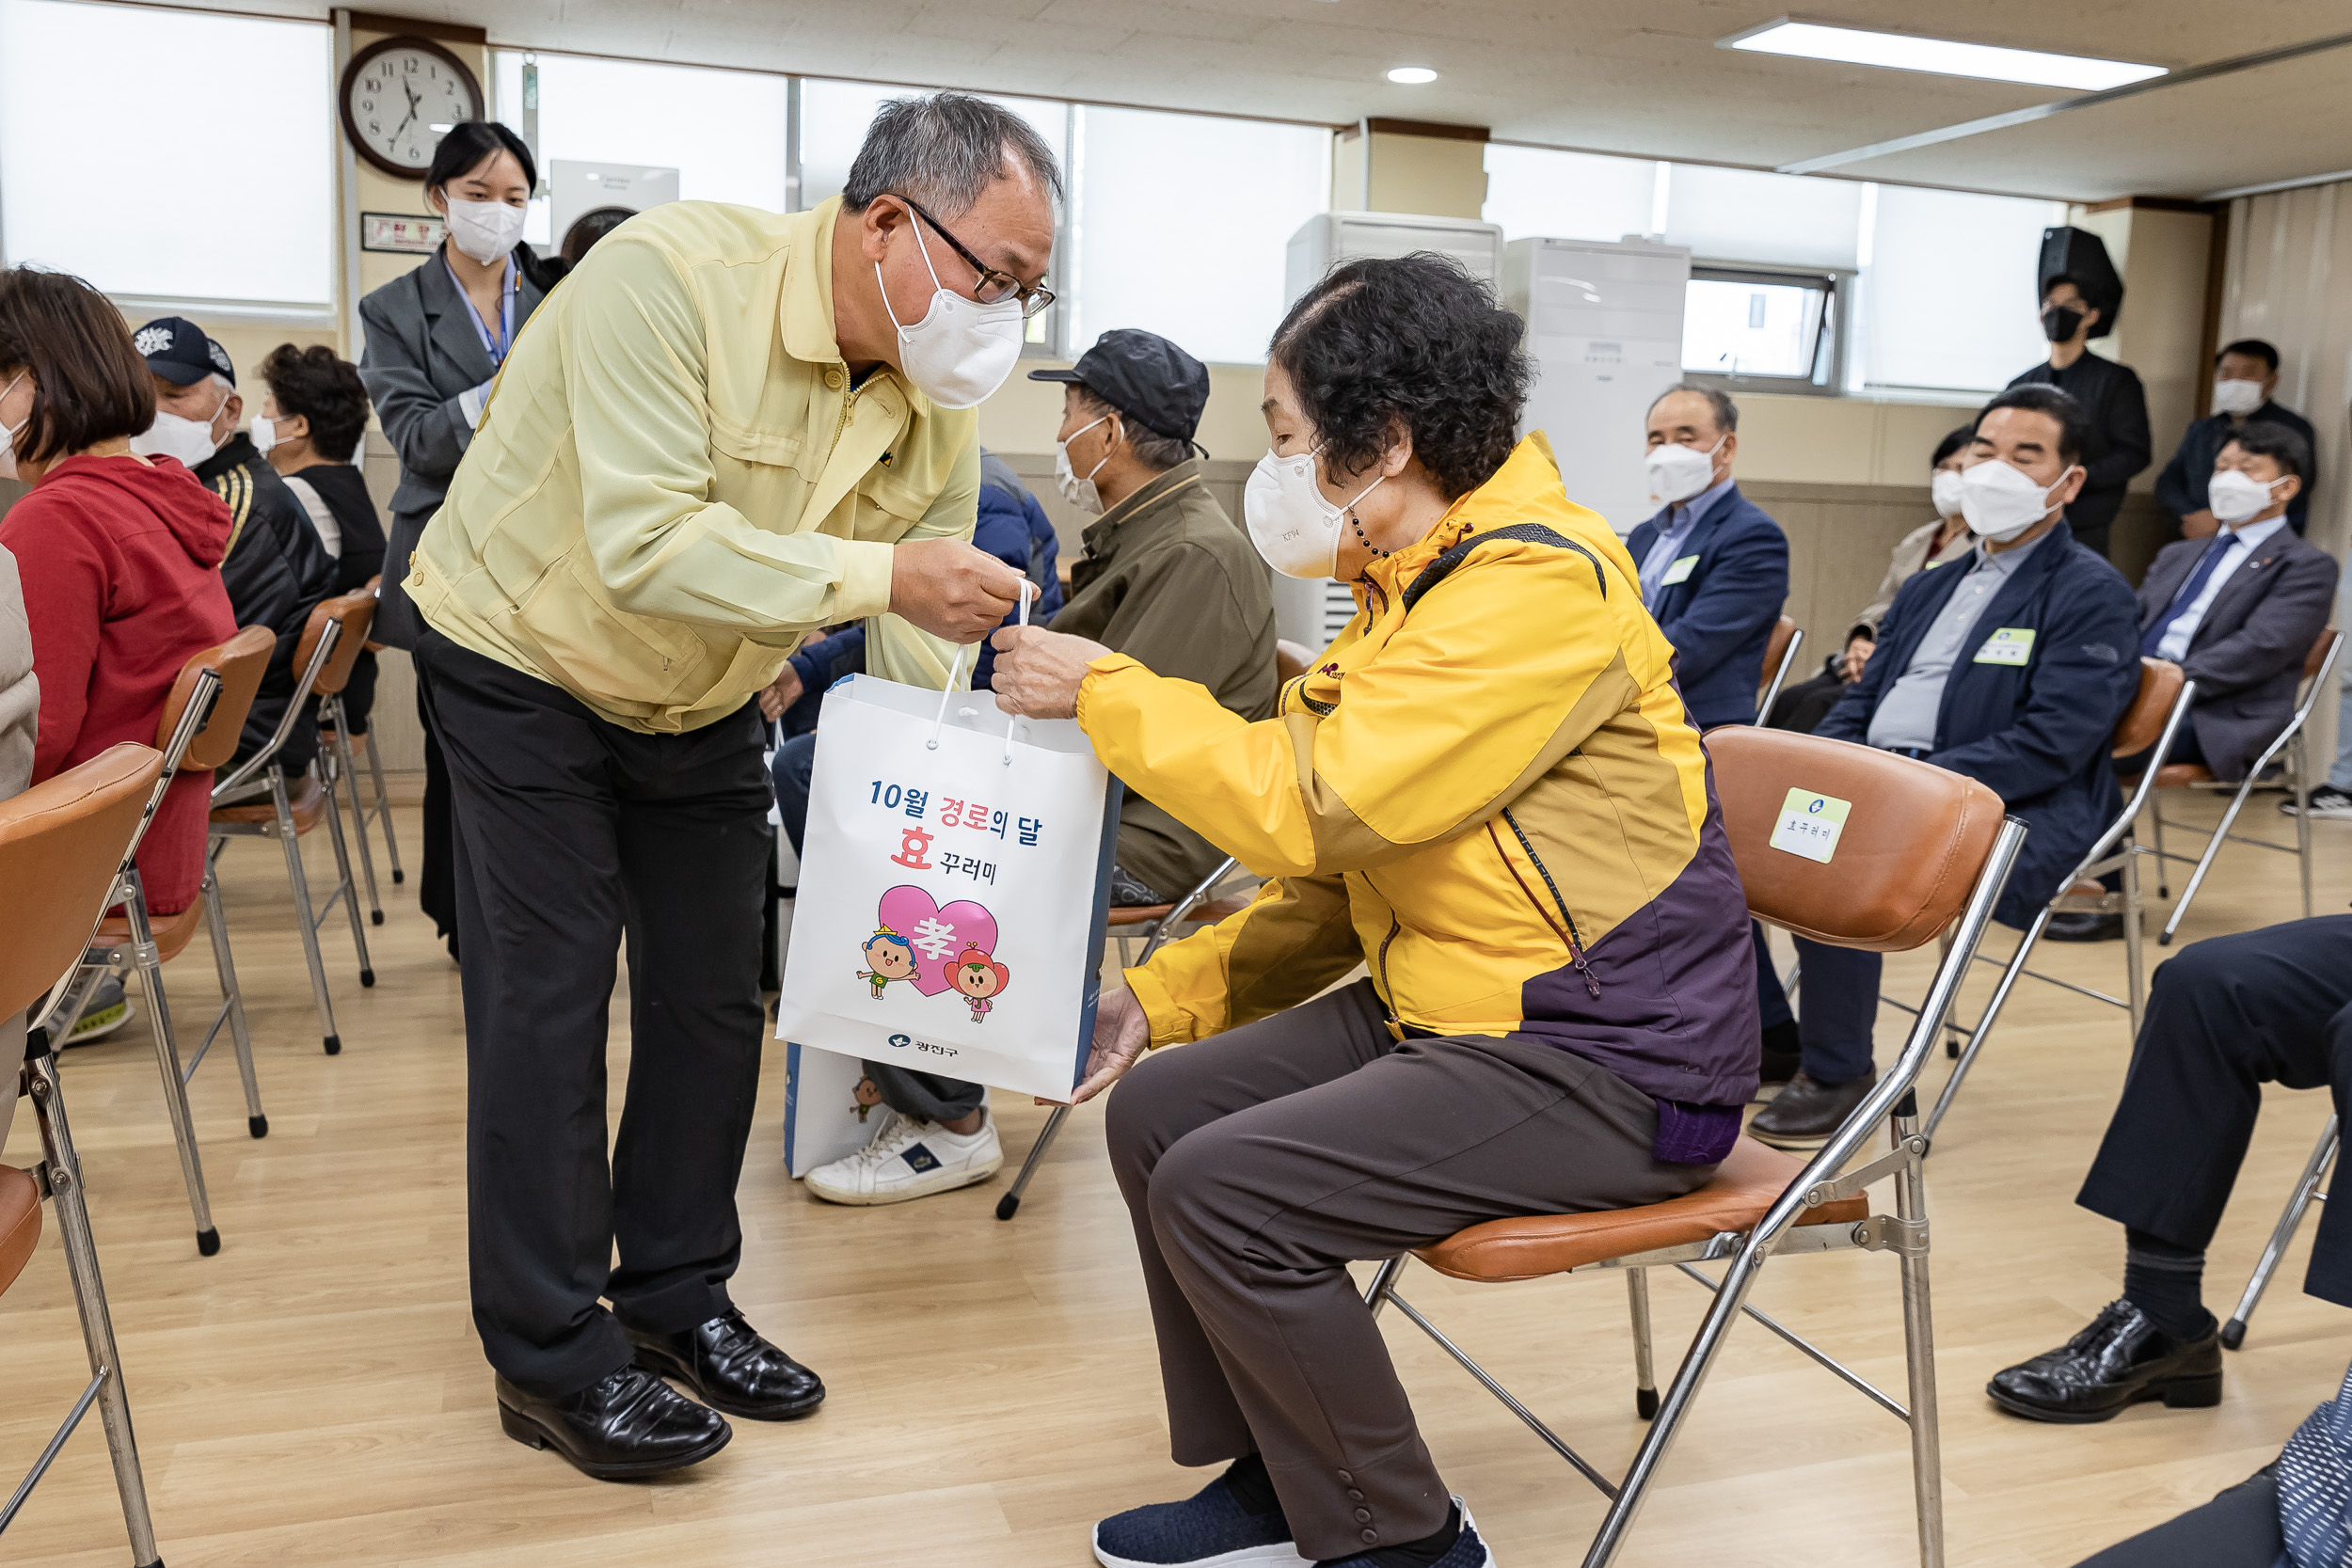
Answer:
[
  {"left": 417, "top": 632, "right": 772, "bottom": 1397},
  {"left": 2077, "top": 914, "right": 2352, "bottom": 1308}
]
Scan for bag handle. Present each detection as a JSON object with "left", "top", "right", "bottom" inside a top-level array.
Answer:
[
  {"left": 1001, "top": 578, "right": 1037, "bottom": 766},
  {"left": 926, "top": 578, "right": 1041, "bottom": 761}
]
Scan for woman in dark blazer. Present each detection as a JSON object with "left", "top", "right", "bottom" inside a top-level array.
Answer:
[{"left": 358, "top": 120, "right": 557, "bottom": 958}]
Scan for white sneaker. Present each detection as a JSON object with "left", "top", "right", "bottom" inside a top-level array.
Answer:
[
  {"left": 803, "top": 1106, "right": 1003, "bottom": 1206},
  {"left": 2283, "top": 784, "right": 2352, "bottom": 819}
]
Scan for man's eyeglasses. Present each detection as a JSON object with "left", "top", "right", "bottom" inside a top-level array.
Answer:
[{"left": 894, "top": 194, "right": 1056, "bottom": 320}]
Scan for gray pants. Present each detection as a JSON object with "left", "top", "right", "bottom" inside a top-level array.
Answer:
[
  {"left": 1105, "top": 978, "right": 1712, "bottom": 1560},
  {"left": 862, "top": 1061, "right": 986, "bottom": 1123}
]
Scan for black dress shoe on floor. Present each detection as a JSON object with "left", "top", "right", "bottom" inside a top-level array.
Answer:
[
  {"left": 1747, "top": 1069, "right": 1876, "bottom": 1148},
  {"left": 496, "top": 1366, "right": 731, "bottom": 1480},
  {"left": 628, "top": 1308, "right": 826, "bottom": 1421},
  {"left": 2043, "top": 911, "right": 2125, "bottom": 942},
  {"left": 1986, "top": 1299, "right": 2222, "bottom": 1423}
]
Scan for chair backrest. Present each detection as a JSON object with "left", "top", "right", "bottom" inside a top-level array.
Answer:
[
  {"left": 1759, "top": 615, "right": 1796, "bottom": 689},
  {"left": 0, "top": 744, "right": 163, "bottom": 1020},
  {"left": 1275, "top": 640, "right": 1316, "bottom": 683},
  {"left": 2306, "top": 627, "right": 2339, "bottom": 683},
  {"left": 295, "top": 590, "right": 377, "bottom": 699},
  {"left": 1708, "top": 725, "right": 2006, "bottom": 952},
  {"left": 363, "top": 573, "right": 388, "bottom": 653},
  {"left": 156, "top": 626, "right": 277, "bottom": 773},
  {"left": 2109, "top": 657, "right": 2185, "bottom": 758}
]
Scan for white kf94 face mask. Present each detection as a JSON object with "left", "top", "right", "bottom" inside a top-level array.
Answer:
[
  {"left": 876, "top": 222, "right": 1025, "bottom": 410},
  {"left": 2210, "top": 377, "right": 2267, "bottom": 419},
  {"left": 1930, "top": 467, "right": 1967, "bottom": 519},
  {"left": 130, "top": 405, "right": 228, "bottom": 468},
  {"left": 443, "top": 198, "right": 528, "bottom": 267},
  {"left": 1645, "top": 436, "right": 1724, "bottom": 506},
  {"left": 2207, "top": 468, "right": 2286, "bottom": 526},
  {"left": 1055, "top": 415, "right": 1111, "bottom": 515},
  {"left": 1243, "top": 445, "right": 1387, "bottom": 579},
  {"left": 1958, "top": 457, "right": 2077, "bottom": 543}
]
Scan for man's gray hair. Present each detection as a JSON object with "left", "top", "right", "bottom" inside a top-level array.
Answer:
[
  {"left": 1648, "top": 380, "right": 1738, "bottom": 433},
  {"left": 843, "top": 92, "right": 1063, "bottom": 217}
]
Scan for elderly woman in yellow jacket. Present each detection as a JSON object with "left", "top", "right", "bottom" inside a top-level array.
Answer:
[{"left": 992, "top": 255, "right": 1759, "bottom": 1568}]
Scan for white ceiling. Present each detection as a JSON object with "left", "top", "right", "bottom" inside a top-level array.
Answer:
[{"left": 242, "top": 0, "right": 2352, "bottom": 201}]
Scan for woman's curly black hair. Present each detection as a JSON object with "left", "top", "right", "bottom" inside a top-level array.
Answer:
[{"left": 1268, "top": 251, "right": 1530, "bottom": 500}]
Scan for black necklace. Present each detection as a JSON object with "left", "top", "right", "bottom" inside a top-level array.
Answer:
[{"left": 1348, "top": 512, "right": 1389, "bottom": 559}]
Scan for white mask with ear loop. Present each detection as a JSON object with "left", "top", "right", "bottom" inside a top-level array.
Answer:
[
  {"left": 1930, "top": 467, "right": 1967, "bottom": 519},
  {"left": 1645, "top": 435, "right": 1725, "bottom": 506},
  {"left": 1959, "top": 458, "right": 2078, "bottom": 542},
  {"left": 130, "top": 393, "right": 230, "bottom": 468},
  {"left": 0, "top": 372, "right": 26, "bottom": 482},
  {"left": 249, "top": 415, "right": 278, "bottom": 456},
  {"left": 2208, "top": 468, "right": 2287, "bottom": 526},
  {"left": 1243, "top": 444, "right": 1388, "bottom": 579},
  {"left": 875, "top": 214, "right": 1025, "bottom": 410},
  {"left": 1055, "top": 415, "right": 1112, "bottom": 515}
]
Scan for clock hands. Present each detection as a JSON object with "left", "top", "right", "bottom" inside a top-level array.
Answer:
[{"left": 389, "top": 77, "right": 421, "bottom": 146}]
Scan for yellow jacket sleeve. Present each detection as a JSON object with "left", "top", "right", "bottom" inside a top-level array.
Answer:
[
  {"left": 560, "top": 231, "right": 898, "bottom": 635},
  {"left": 1124, "top": 874, "right": 1365, "bottom": 1047},
  {"left": 1073, "top": 540, "right": 1639, "bottom": 879}
]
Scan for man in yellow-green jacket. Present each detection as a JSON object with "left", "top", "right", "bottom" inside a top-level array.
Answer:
[{"left": 407, "top": 94, "right": 1054, "bottom": 1480}]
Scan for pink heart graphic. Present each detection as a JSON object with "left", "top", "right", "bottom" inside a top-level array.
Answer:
[{"left": 875, "top": 884, "right": 1000, "bottom": 996}]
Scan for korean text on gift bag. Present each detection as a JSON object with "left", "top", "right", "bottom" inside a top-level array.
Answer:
[{"left": 774, "top": 665, "right": 1120, "bottom": 1102}]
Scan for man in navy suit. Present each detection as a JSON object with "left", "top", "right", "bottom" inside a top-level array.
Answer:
[
  {"left": 1625, "top": 384, "right": 1789, "bottom": 729},
  {"left": 1751, "top": 384, "right": 2141, "bottom": 1147}
]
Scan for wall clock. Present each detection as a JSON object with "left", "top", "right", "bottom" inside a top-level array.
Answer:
[{"left": 340, "top": 36, "right": 485, "bottom": 180}]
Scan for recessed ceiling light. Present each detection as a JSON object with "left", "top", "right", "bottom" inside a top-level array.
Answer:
[
  {"left": 1722, "top": 20, "right": 2166, "bottom": 91},
  {"left": 1386, "top": 66, "right": 1438, "bottom": 85}
]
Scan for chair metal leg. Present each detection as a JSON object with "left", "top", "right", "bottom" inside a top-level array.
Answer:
[
  {"left": 994, "top": 1103, "right": 1069, "bottom": 1220},
  {"left": 328, "top": 708, "right": 383, "bottom": 928},
  {"left": 2122, "top": 836, "right": 2146, "bottom": 1039},
  {"left": 200, "top": 855, "right": 266, "bottom": 1138},
  {"left": 1362, "top": 1254, "right": 1406, "bottom": 1322},
  {"left": 264, "top": 770, "right": 341, "bottom": 1054},
  {"left": 121, "top": 879, "right": 219, "bottom": 1256},
  {"left": 360, "top": 727, "right": 405, "bottom": 884},
  {"left": 1892, "top": 1105, "right": 1946, "bottom": 1568},
  {"left": 2223, "top": 1116, "right": 2339, "bottom": 1350},
  {"left": 2296, "top": 735, "right": 2314, "bottom": 919},
  {"left": 1926, "top": 907, "right": 2051, "bottom": 1140},
  {"left": 2151, "top": 796, "right": 2169, "bottom": 899},
  {"left": 2160, "top": 773, "right": 2260, "bottom": 947},
  {"left": 1627, "top": 1267, "right": 1659, "bottom": 1419},
  {"left": 317, "top": 762, "right": 375, "bottom": 987},
  {"left": 21, "top": 1044, "right": 167, "bottom": 1567}
]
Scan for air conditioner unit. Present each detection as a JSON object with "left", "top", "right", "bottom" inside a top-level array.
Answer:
[
  {"left": 1504, "top": 236, "right": 1691, "bottom": 536},
  {"left": 550, "top": 160, "right": 680, "bottom": 265}
]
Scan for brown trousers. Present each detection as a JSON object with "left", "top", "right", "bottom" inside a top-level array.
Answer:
[{"left": 1106, "top": 979, "right": 1713, "bottom": 1560}]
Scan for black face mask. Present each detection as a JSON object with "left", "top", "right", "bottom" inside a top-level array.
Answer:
[{"left": 2042, "top": 304, "right": 2086, "bottom": 343}]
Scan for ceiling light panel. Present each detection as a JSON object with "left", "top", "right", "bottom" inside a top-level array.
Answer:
[
  {"left": 1387, "top": 66, "right": 1438, "bottom": 84},
  {"left": 1723, "top": 20, "right": 2167, "bottom": 92}
]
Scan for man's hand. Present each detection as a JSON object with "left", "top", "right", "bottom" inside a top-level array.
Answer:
[
  {"left": 890, "top": 537, "right": 1025, "bottom": 644},
  {"left": 991, "top": 624, "right": 1112, "bottom": 719},
  {"left": 1841, "top": 636, "right": 1875, "bottom": 684},
  {"left": 2181, "top": 508, "right": 2221, "bottom": 540},
  {"left": 756, "top": 665, "right": 804, "bottom": 721},
  {"left": 1041, "top": 988, "right": 1151, "bottom": 1105}
]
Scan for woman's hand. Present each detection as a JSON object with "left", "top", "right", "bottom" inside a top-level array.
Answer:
[
  {"left": 1840, "top": 636, "right": 1875, "bottom": 684},
  {"left": 756, "top": 665, "right": 804, "bottom": 721},
  {"left": 1041, "top": 988, "right": 1151, "bottom": 1105},
  {"left": 991, "top": 624, "right": 1112, "bottom": 720}
]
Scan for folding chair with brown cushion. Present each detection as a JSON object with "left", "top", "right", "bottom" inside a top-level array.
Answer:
[
  {"left": 43, "top": 627, "right": 276, "bottom": 1257},
  {"left": 209, "top": 589, "right": 378, "bottom": 1056},
  {"left": 1925, "top": 658, "right": 2195, "bottom": 1138},
  {"left": 995, "top": 856, "right": 1258, "bottom": 1221},
  {"left": 320, "top": 573, "right": 405, "bottom": 899},
  {"left": 2, "top": 743, "right": 168, "bottom": 1562},
  {"left": 312, "top": 581, "right": 389, "bottom": 927},
  {"left": 1361, "top": 726, "right": 2026, "bottom": 1568},
  {"left": 2140, "top": 627, "right": 2342, "bottom": 947},
  {"left": 1755, "top": 612, "right": 1803, "bottom": 722}
]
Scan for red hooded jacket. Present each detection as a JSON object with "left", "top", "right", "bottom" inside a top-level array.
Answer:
[{"left": 1, "top": 454, "right": 238, "bottom": 914}]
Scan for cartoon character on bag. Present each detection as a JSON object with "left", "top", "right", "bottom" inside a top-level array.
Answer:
[
  {"left": 859, "top": 927, "right": 918, "bottom": 998},
  {"left": 850, "top": 1073, "right": 885, "bottom": 1122},
  {"left": 950, "top": 945, "right": 1010, "bottom": 1022}
]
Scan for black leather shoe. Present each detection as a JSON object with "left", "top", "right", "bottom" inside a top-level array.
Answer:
[
  {"left": 628, "top": 1308, "right": 826, "bottom": 1421},
  {"left": 1748, "top": 1069, "right": 1876, "bottom": 1148},
  {"left": 1986, "top": 1299, "right": 2222, "bottom": 1423},
  {"left": 496, "top": 1366, "right": 731, "bottom": 1479},
  {"left": 2043, "top": 911, "right": 2125, "bottom": 942},
  {"left": 1758, "top": 1021, "right": 1802, "bottom": 1089}
]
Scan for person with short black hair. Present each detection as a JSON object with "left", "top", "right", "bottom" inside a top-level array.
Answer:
[
  {"left": 2156, "top": 338, "right": 2317, "bottom": 540},
  {"left": 993, "top": 252, "right": 1756, "bottom": 1568},
  {"left": 130, "top": 318, "right": 332, "bottom": 773},
  {"left": 1624, "top": 380, "right": 1790, "bottom": 727},
  {"left": 257, "top": 343, "right": 387, "bottom": 733},
  {"left": 1752, "top": 384, "right": 2141, "bottom": 1145},
  {"left": 2005, "top": 273, "right": 2152, "bottom": 560}
]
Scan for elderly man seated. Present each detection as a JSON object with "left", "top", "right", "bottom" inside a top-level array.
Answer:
[
  {"left": 790, "top": 326, "right": 1279, "bottom": 1209},
  {"left": 1990, "top": 914, "right": 2352, "bottom": 1427},
  {"left": 1749, "top": 384, "right": 2141, "bottom": 1147}
]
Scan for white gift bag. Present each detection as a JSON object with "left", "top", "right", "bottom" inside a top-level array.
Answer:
[
  {"left": 774, "top": 664, "right": 1120, "bottom": 1103},
  {"left": 782, "top": 1043, "right": 990, "bottom": 1177}
]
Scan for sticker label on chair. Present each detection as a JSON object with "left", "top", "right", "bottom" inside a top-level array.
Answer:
[
  {"left": 1661, "top": 553, "right": 1699, "bottom": 586},
  {"left": 1973, "top": 627, "right": 2037, "bottom": 666},
  {"left": 1769, "top": 788, "right": 1850, "bottom": 864}
]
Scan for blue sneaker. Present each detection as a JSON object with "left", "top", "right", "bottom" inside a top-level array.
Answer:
[
  {"left": 1091, "top": 1471, "right": 1310, "bottom": 1568},
  {"left": 1315, "top": 1499, "right": 1496, "bottom": 1568}
]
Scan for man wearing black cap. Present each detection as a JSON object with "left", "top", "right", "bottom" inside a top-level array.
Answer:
[
  {"left": 797, "top": 327, "right": 1277, "bottom": 1210},
  {"left": 2004, "top": 274, "right": 2150, "bottom": 561},
  {"left": 131, "top": 317, "right": 332, "bottom": 769}
]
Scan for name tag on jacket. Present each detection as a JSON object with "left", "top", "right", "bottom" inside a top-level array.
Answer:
[
  {"left": 1661, "top": 554, "right": 1699, "bottom": 586},
  {"left": 1973, "top": 627, "right": 2037, "bottom": 666}
]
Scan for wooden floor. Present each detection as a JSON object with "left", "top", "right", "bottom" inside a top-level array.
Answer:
[{"left": 5, "top": 791, "right": 2348, "bottom": 1567}]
